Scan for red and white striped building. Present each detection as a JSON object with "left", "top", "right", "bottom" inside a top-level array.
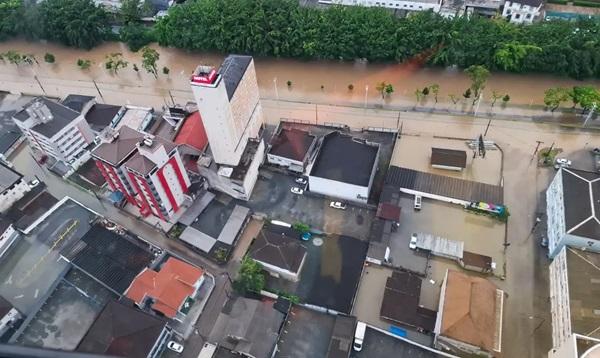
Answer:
[{"left": 91, "top": 126, "right": 191, "bottom": 221}]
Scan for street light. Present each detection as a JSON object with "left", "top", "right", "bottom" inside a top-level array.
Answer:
[
  {"left": 273, "top": 77, "right": 279, "bottom": 101},
  {"left": 364, "top": 85, "right": 369, "bottom": 109}
]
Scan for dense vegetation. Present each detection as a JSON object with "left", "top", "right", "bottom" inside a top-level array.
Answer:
[{"left": 2, "top": 0, "right": 600, "bottom": 79}]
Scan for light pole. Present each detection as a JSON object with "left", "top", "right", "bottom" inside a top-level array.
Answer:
[
  {"left": 583, "top": 103, "right": 596, "bottom": 127},
  {"left": 273, "top": 77, "right": 279, "bottom": 101},
  {"left": 474, "top": 91, "right": 483, "bottom": 117},
  {"left": 364, "top": 85, "right": 369, "bottom": 109}
]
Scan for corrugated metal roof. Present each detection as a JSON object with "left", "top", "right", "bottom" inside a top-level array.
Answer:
[
  {"left": 415, "top": 233, "right": 464, "bottom": 259},
  {"left": 385, "top": 166, "right": 503, "bottom": 204}
]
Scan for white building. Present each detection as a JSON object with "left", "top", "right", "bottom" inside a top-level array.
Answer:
[
  {"left": 502, "top": 0, "right": 543, "bottom": 24},
  {"left": 320, "top": 0, "right": 442, "bottom": 12},
  {"left": 548, "top": 246, "right": 600, "bottom": 358},
  {"left": 13, "top": 97, "right": 95, "bottom": 170},
  {"left": 546, "top": 168, "right": 600, "bottom": 259},
  {"left": 190, "top": 55, "right": 265, "bottom": 200},
  {"left": 308, "top": 132, "right": 379, "bottom": 204},
  {"left": 0, "top": 217, "right": 17, "bottom": 258},
  {"left": 0, "top": 163, "right": 29, "bottom": 213},
  {"left": 267, "top": 126, "right": 317, "bottom": 173},
  {"left": 0, "top": 296, "right": 21, "bottom": 337}
]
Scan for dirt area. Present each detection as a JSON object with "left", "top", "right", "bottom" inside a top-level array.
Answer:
[
  {"left": 391, "top": 134, "right": 502, "bottom": 186},
  {"left": 390, "top": 195, "right": 506, "bottom": 278}
]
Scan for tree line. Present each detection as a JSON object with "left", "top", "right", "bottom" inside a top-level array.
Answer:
[{"left": 2, "top": 0, "right": 600, "bottom": 80}]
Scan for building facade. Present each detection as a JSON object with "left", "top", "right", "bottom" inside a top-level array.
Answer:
[
  {"left": 320, "top": 0, "right": 442, "bottom": 12},
  {"left": 546, "top": 168, "right": 600, "bottom": 259},
  {"left": 502, "top": 0, "right": 543, "bottom": 24},
  {"left": 190, "top": 55, "right": 265, "bottom": 200},
  {"left": 0, "top": 163, "right": 30, "bottom": 213},
  {"left": 13, "top": 97, "right": 95, "bottom": 170},
  {"left": 92, "top": 126, "right": 191, "bottom": 221}
]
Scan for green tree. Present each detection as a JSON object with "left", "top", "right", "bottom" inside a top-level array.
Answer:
[
  {"left": 422, "top": 87, "right": 430, "bottom": 96},
  {"left": 44, "top": 52, "right": 55, "bottom": 63},
  {"left": 119, "top": 0, "right": 140, "bottom": 24},
  {"left": 120, "top": 23, "right": 154, "bottom": 52},
  {"left": 292, "top": 222, "right": 310, "bottom": 233},
  {"left": 571, "top": 86, "right": 600, "bottom": 113},
  {"left": 463, "top": 88, "right": 472, "bottom": 99},
  {"left": 233, "top": 256, "right": 265, "bottom": 295},
  {"left": 141, "top": 46, "right": 159, "bottom": 78},
  {"left": 22, "top": 54, "right": 37, "bottom": 65},
  {"left": 429, "top": 83, "right": 439, "bottom": 103},
  {"left": 162, "top": 66, "right": 170, "bottom": 76},
  {"left": 544, "top": 87, "right": 570, "bottom": 112},
  {"left": 4, "top": 50, "right": 21, "bottom": 65},
  {"left": 502, "top": 94, "right": 510, "bottom": 107},
  {"left": 449, "top": 94, "right": 459, "bottom": 104},
  {"left": 105, "top": 53, "right": 128, "bottom": 75},
  {"left": 133, "top": 63, "right": 139, "bottom": 72},
  {"left": 414, "top": 88, "right": 424, "bottom": 103},
  {"left": 376, "top": 81, "right": 388, "bottom": 99},
  {"left": 348, "top": 84, "right": 354, "bottom": 91},
  {"left": 39, "top": 0, "right": 109, "bottom": 49},
  {"left": 491, "top": 91, "right": 503, "bottom": 108},
  {"left": 384, "top": 84, "right": 394, "bottom": 97},
  {"left": 77, "top": 58, "right": 92, "bottom": 70},
  {"left": 494, "top": 42, "right": 542, "bottom": 72},
  {"left": 464, "top": 65, "right": 490, "bottom": 101},
  {"left": 0, "top": 0, "right": 22, "bottom": 40}
]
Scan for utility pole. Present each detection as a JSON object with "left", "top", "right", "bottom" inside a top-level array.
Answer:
[
  {"left": 583, "top": 103, "right": 596, "bottom": 127},
  {"left": 34, "top": 75, "right": 46, "bottom": 95},
  {"left": 484, "top": 118, "right": 492, "bottom": 137},
  {"left": 273, "top": 77, "right": 279, "bottom": 101},
  {"left": 364, "top": 85, "right": 369, "bottom": 109},
  {"left": 396, "top": 112, "right": 401, "bottom": 131},
  {"left": 315, "top": 104, "right": 318, "bottom": 125},
  {"left": 168, "top": 90, "right": 176, "bottom": 106},
  {"left": 532, "top": 140, "right": 543, "bottom": 157},
  {"left": 93, "top": 80, "right": 104, "bottom": 102}
]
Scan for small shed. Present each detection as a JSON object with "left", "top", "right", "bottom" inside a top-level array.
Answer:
[{"left": 430, "top": 148, "right": 467, "bottom": 171}]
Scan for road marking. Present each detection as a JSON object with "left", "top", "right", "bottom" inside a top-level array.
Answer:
[
  {"left": 14, "top": 294, "right": 23, "bottom": 299},
  {"left": 34, "top": 289, "right": 39, "bottom": 298},
  {"left": 4, "top": 275, "right": 12, "bottom": 285}
]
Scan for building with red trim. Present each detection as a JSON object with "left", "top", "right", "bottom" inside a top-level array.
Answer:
[
  {"left": 91, "top": 126, "right": 191, "bottom": 221},
  {"left": 125, "top": 257, "right": 204, "bottom": 321}
]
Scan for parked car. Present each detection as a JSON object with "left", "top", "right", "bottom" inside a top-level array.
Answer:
[
  {"left": 291, "top": 187, "right": 304, "bottom": 195},
  {"left": 295, "top": 177, "right": 307, "bottom": 185},
  {"left": 28, "top": 179, "right": 40, "bottom": 188},
  {"left": 591, "top": 148, "right": 600, "bottom": 172},
  {"left": 353, "top": 321, "right": 367, "bottom": 351},
  {"left": 330, "top": 201, "right": 347, "bottom": 210},
  {"left": 540, "top": 237, "right": 548, "bottom": 248},
  {"left": 167, "top": 341, "right": 184, "bottom": 353},
  {"left": 414, "top": 195, "right": 422, "bottom": 211},
  {"left": 554, "top": 158, "right": 572, "bottom": 170},
  {"left": 409, "top": 234, "right": 418, "bottom": 250}
]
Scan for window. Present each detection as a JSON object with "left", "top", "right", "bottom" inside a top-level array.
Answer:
[
  {"left": 515, "top": 13, "right": 520, "bottom": 19},
  {"left": 526, "top": 13, "right": 531, "bottom": 18}
]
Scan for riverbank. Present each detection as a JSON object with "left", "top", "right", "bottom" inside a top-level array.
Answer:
[{"left": 1, "top": 40, "right": 599, "bottom": 110}]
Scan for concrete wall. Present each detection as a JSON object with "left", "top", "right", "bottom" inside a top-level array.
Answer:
[
  {"left": 0, "top": 179, "right": 29, "bottom": 212},
  {"left": 242, "top": 140, "right": 265, "bottom": 200},
  {"left": 308, "top": 175, "right": 369, "bottom": 204},
  {"left": 549, "top": 247, "right": 571, "bottom": 348},
  {"left": 547, "top": 170, "right": 566, "bottom": 254},
  {"left": 323, "top": 0, "right": 441, "bottom": 12},
  {"left": 548, "top": 334, "right": 577, "bottom": 358},
  {"left": 267, "top": 153, "right": 304, "bottom": 172}
]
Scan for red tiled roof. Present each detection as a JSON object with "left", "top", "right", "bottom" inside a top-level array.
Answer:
[
  {"left": 175, "top": 112, "right": 208, "bottom": 152},
  {"left": 125, "top": 257, "right": 204, "bottom": 318}
]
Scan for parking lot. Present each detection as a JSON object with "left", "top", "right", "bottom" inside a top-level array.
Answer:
[
  {"left": 350, "top": 327, "right": 444, "bottom": 358},
  {"left": 391, "top": 134, "right": 502, "bottom": 186},
  {"left": 248, "top": 170, "right": 374, "bottom": 240}
]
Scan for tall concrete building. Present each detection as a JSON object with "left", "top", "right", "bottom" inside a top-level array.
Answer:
[
  {"left": 92, "top": 126, "right": 191, "bottom": 222},
  {"left": 190, "top": 55, "right": 265, "bottom": 200}
]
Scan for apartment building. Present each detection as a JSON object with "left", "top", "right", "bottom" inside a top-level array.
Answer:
[
  {"left": 320, "top": 0, "right": 442, "bottom": 12},
  {"left": 502, "top": 0, "right": 543, "bottom": 23}
]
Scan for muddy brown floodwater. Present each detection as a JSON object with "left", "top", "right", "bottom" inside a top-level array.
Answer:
[{"left": 0, "top": 39, "right": 599, "bottom": 106}]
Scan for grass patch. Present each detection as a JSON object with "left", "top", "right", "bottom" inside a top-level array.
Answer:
[{"left": 538, "top": 147, "right": 563, "bottom": 167}]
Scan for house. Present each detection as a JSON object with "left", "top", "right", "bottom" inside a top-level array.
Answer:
[
  {"left": 125, "top": 257, "right": 204, "bottom": 321},
  {"left": 548, "top": 246, "right": 600, "bottom": 358},
  {"left": 0, "top": 217, "right": 17, "bottom": 258},
  {"left": 12, "top": 97, "right": 95, "bottom": 171},
  {"left": 502, "top": 0, "right": 543, "bottom": 24},
  {"left": 434, "top": 270, "right": 504, "bottom": 357},
  {"left": 92, "top": 126, "right": 192, "bottom": 222},
  {"left": 248, "top": 225, "right": 308, "bottom": 282},
  {"left": 190, "top": 55, "right": 265, "bottom": 200},
  {"left": 77, "top": 300, "right": 171, "bottom": 358},
  {"left": 0, "top": 162, "right": 29, "bottom": 213},
  {"left": 208, "top": 296, "right": 288, "bottom": 358},
  {"left": 0, "top": 295, "right": 21, "bottom": 338},
  {"left": 308, "top": 132, "right": 380, "bottom": 204},
  {"left": 430, "top": 148, "right": 467, "bottom": 171},
  {"left": 267, "top": 126, "right": 317, "bottom": 173},
  {"left": 319, "top": 0, "right": 442, "bottom": 13},
  {"left": 84, "top": 103, "right": 124, "bottom": 135},
  {"left": 546, "top": 168, "right": 600, "bottom": 259}
]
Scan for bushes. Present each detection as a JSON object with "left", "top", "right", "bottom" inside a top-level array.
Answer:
[
  {"left": 573, "top": 0, "right": 600, "bottom": 7},
  {"left": 120, "top": 23, "right": 155, "bottom": 52}
]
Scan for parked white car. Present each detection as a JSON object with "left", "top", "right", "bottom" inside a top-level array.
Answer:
[
  {"left": 414, "top": 195, "right": 422, "bottom": 211},
  {"left": 291, "top": 187, "right": 304, "bottom": 195},
  {"left": 167, "top": 341, "right": 184, "bottom": 353},
  {"left": 409, "top": 234, "right": 418, "bottom": 250},
  {"left": 554, "top": 158, "right": 572, "bottom": 169},
  {"left": 353, "top": 321, "right": 366, "bottom": 351},
  {"left": 295, "top": 177, "right": 307, "bottom": 185},
  {"left": 330, "top": 201, "right": 347, "bottom": 210},
  {"left": 28, "top": 179, "right": 40, "bottom": 189}
]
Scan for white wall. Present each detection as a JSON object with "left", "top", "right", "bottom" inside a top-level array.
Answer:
[
  {"left": 0, "top": 179, "right": 29, "bottom": 212},
  {"left": 242, "top": 140, "right": 265, "bottom": 200},
  {"left": 502, "top": 1, "right": 541, "bottom": 24},
  {"left": 549, "top": 247, "right": 571, "bottom": 348},
  {"left": 323, "top": 0, "right": 441, "bottom": 12},
  {"left": 308, "top": 175, "right": 369, "bottom": 204},
  {"left": 546, "top": 171, "right": 565, "bottom": 255}
]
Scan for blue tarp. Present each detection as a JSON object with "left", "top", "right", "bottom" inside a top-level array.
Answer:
[{"left": 108, "top": 191, "right": 124, "bottom": 204}]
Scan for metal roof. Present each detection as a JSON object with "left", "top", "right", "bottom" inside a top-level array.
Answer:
[
  {"left": 414, "top": 233, "right": 464, "bottom": 259},
  {"left": 430, "top": 148, "right": 467, "bottom": 169},
  {"left": 219, "top": 55, "right": 252, "bottom": 100},
  {"left": 385, "top": 166, "right": 503, "bottom": 204},
  {"left": 560, "top": 168, "right": 600, "bottom": 241},
  {"left": 0, "top": 162, "right": 22, "bottom": 195},
  {"left": 14, "top": 97, "right": 81, "bottom": 138}
]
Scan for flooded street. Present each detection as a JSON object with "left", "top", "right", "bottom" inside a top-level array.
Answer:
[{"left": 0, "top": 40, "right": 599, "bottom": 107}]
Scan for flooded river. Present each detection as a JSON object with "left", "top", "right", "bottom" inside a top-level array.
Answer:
[{"left": 0, "top": 39, "right": 599, "bottom": 106}]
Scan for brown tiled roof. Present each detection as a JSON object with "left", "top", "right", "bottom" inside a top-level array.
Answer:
[
  {"left": 124, "top": 152, "right": 156, "bottom": 176},
  {"left": 125, "top": 257, "right": 203, "bottom": 318},
  {"left": 92, "top": 126, "right": 144, "bottom": 166},
  {"left": 249, "top": 228, "right": 307, "bottom": 273},
  {"left": 440, "top": 270, "right": 500, "bottom": 352}
]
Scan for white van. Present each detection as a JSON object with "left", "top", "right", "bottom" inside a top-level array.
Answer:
[
  {"left": 353, "top": 321, "right": 367, "bottom": 351},
  {"left": 414, "top": 195, "right": 422, "bottom": 211}
]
